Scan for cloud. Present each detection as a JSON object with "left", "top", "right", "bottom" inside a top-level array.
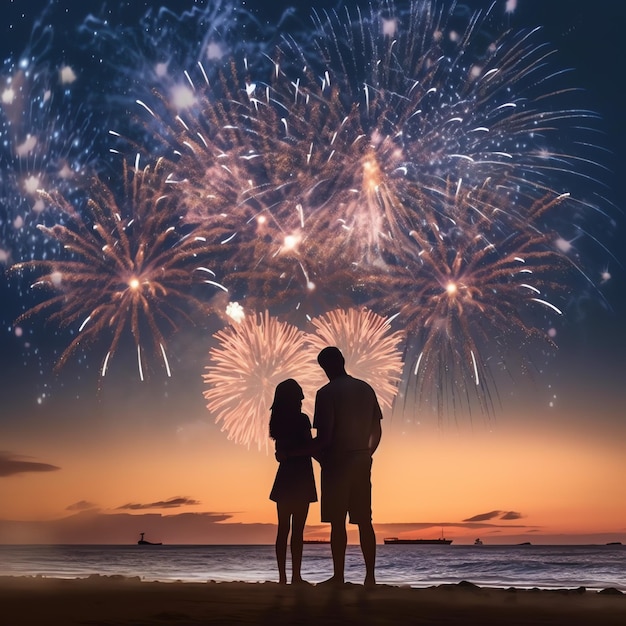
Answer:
[
  {"left": 116, "top": 496, "right": 201, "bottom": 511},
  {"left": 0, "top": 452, "right": 61, "bottom": 477},
  {"left": 66, "top": 500, "right": 98, "bottom": 512},
  {"left": 500, "top": 511, "right": 523, "bottom": 520},
  {"left": 463, "top": 510, "right": 502, "bottom": 522},
  {"left": 462, "top": 510, "right": 525, "bottom": 522}
]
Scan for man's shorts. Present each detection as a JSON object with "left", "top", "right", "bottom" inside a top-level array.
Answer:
[{"left": 320, "top": 453, "right": 372, "bottom": 524}]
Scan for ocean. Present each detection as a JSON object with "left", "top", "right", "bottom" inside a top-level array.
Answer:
[{"left": 1, "top": 544, "right": 624, "bottom": 591}]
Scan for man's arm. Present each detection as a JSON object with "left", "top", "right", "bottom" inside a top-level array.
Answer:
[
  {"left": 368, "top": 393, "right": 383, "bottom": 455},
  {"left": 368, "top": 417, "right": 382, "bottom": 455}
]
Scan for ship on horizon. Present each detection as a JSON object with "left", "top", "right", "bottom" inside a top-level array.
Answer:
[
  {"left": 384, "top": 537, "right": 452, "bottom": 545},
  {"left": 384, "top": 527, "right": 452, "bottom": 545}
]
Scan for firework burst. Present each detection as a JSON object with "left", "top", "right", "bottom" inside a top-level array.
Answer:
[
  {"left": 123, "top": 54, "right": 365, "bottom": 309},
  {"left": 203, "top": 310, "right": 319, "bottom": 450},
  {"left": 1, "top": 56, "right": 96, "bottom": 268},
  {"left": 367, "top": 180, "right": 575, "bottom": 418},
  {"left": 136, "top": 0, "right": 606, "bottom": 296},
  {"left": 6, "top": 0, "right": 614, "bottom": 425},
  {"left": 10, "top": 158, "right": 225, "bottom": 380},
  {"left": 306, "top": 308, "right": 405, "bottom": 412},
  {"left": 249, "top": 0, "right": 606, "bottom": 267},
  {"left": 129, "top": 0, "right": 611, "bottom": 423},
  {"left": 315, "top": 0, "right": 604, "bottom": 199}
]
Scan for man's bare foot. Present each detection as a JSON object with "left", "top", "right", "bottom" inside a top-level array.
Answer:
[
  {"left": 291, "top": 578, "right": 312, "bottom": 586},
  {"left": 317, "top": 576, "right": 345, "bottom": 587},
  {"left": 364, "top": 576, "right": 376, "bottom": 589}
]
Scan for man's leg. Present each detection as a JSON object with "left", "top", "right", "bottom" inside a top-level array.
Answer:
[
  {"left": 352, "top": 456, "right": 376, "bottom": 586},
  {"left": 358, "top": 520, "right": 376, "bottom": 586},
  {"left": 320, "top": 462, "right": 348, "bottom": 585},
  {"left": 329, "top": 517, "right": 347, "bottom": 583}
]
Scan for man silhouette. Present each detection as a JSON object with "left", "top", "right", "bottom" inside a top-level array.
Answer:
[{"left": 313, "top": 346, "right": 383, "bottom": 587}]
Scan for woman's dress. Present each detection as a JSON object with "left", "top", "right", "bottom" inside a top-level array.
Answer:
[{"left": 269, "top": 412, "right": 317, "bottom": 503}]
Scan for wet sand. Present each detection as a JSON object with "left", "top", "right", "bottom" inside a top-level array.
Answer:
[{"left": 1, "top": 576, "right": 624, "bottom": 625}]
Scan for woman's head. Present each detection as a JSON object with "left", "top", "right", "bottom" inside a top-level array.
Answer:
[
  {"left": 271, "top": 378, "right": 303, "bottom": 412},
  {"left": 269, "top": 379, "right": 304, "bottom": 440}
]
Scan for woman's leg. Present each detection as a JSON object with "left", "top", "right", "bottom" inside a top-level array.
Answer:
[
  {"left": 275, "top": 503, "right": 291, "bottom": 584},
  {"left": 290, "top": 502, "right": 310, "bottom": 583}
]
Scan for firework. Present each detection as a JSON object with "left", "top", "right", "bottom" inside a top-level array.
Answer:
[
  {"left": 203, "top": 310, "right": 319, "bottom": 450},
  {"left": 1, "top": 55, "right": 96, "bottom": 268},
  {"left": 93, "top": 0, "right": 273, "bottom": 157},
  {"left": 10, "top": 158, "right": 225, "bottom": 380},
  {"left": 122, "top": 53, "right": 365, "bottom": 310},
  {"left": 4, "top": 0, "right": 614, "bottom": 426},
  {"left": 367, "top": 180, "right": 575, "bottom": 418},
  {"left": 306, "top": 308, "right": 405, "bottom": 412},
  {"left": 129, "top": 0, "right": 610, "bottom": 422},
  {"left": 262, "top": 0, "right": 607, "bottom": 265},
  {"left": 248, "top": 0, "right": 606, "bottom": 417},
  {"left": 294, "top": 0, "right": 605, "bottom": 227},
  {"left": 137, "top": 0, "right": 605, "bottom": 295}
]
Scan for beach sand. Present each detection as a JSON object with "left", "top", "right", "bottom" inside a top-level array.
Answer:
[{"left": 1, "top": 576, "right": 624, "bottom": 625}]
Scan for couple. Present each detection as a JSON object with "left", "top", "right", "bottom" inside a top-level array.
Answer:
[{"left": 269, "top": 346, "right": 383, "bottom": 587}]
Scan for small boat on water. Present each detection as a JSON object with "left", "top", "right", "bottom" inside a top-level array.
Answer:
[
  {"left": 474, "top": 538, "right": 483, "bottom": 545},
  {"left": 384, "top": 537, "right": 452, "bottom": 545},
  {"left": 137, "top": 532, "right": 162, "bottom": 546}
]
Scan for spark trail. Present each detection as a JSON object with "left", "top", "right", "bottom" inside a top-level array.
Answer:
[
  {"left": 11, "top": 159, "right": 225, "bottom": 380},
  {"left": 368, "top": 180, "right": 574, "bottom": 417}
]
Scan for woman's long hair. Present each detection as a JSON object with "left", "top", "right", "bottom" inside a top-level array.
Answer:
[{"left": 269, "top": 379, "right": 304, "bottom": 441}]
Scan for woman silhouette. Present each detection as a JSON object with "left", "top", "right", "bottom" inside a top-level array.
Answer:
[{"left": 269, "top": 379, "right": 317, "bottom": 585}]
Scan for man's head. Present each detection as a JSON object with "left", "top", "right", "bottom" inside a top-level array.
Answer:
[{"left": 317, "top": 346, "right": 346, "bottom": 380}]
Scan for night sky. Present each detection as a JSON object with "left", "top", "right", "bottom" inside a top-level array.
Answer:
[{"left": 1, "top": 0, "right": 624, "bottom": 545}]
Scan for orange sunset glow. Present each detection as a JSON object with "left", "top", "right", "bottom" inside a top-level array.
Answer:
[{"left": 2, "top": 348, "right": 625, "bottom": 546}]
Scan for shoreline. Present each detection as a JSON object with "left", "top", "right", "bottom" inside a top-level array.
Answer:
[
  {"left": 1, "top": 576, "right": 624, "bottom": 625},
  {"left": 2, "top": 573, "right": 624, "bottom": 594}
]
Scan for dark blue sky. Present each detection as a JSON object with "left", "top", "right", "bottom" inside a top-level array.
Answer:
[{"left": 1, "top": 0, "right": 624, "bottom": 427}]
